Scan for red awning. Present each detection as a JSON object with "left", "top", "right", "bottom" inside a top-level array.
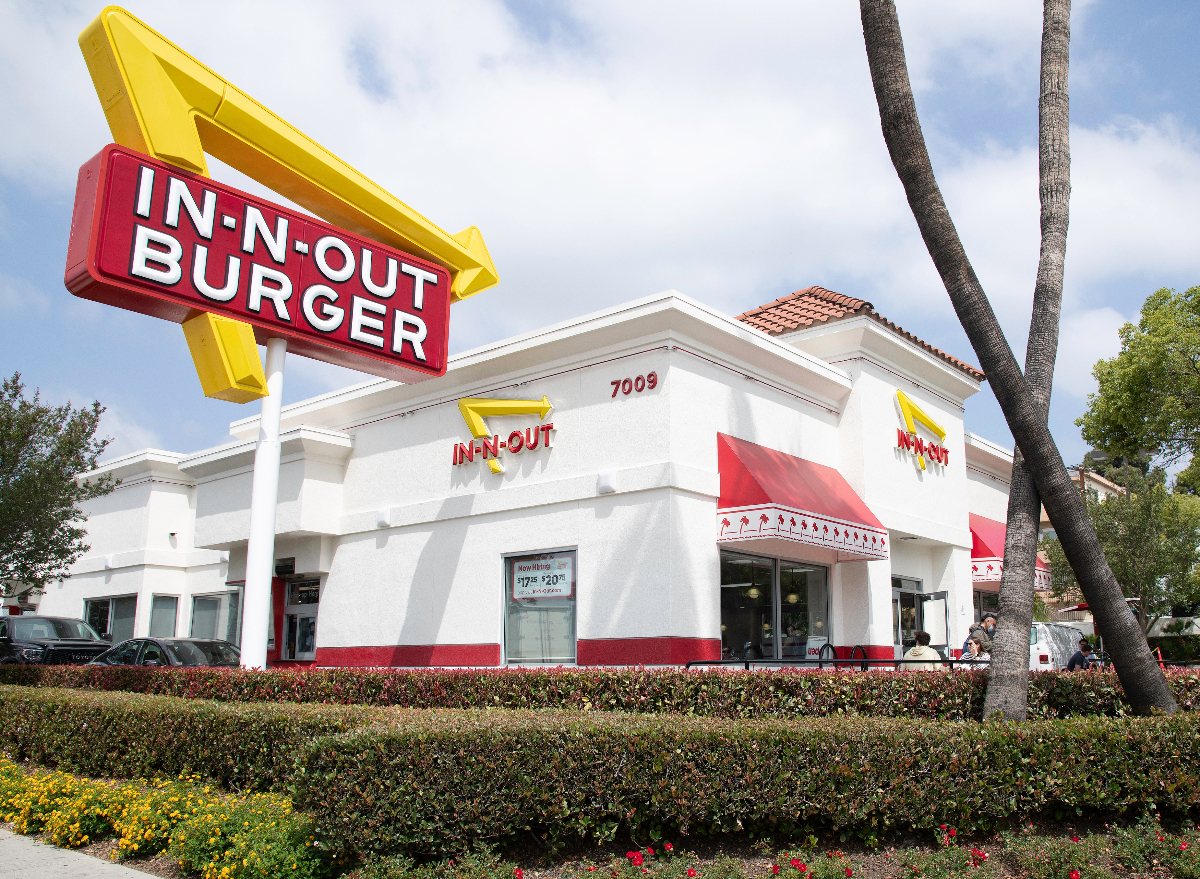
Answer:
[
  {"left": 969, "top": 513, "right": 1050, "bottom": 587},
  {"left": 717, "top": 433, "right": 887, "bottom": 559}
]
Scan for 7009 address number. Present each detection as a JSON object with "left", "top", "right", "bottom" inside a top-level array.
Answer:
[{"left": 610, "top": 372, "right": 659, "bottom": 397}]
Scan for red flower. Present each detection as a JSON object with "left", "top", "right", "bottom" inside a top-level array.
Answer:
[
  {"left": 687, "top": 870, "right": 698, "bottom": 878},
  {"left": 1069, "top": 871, "right": 1080, "bottom": 879},
  {"left": 772, "top": 866, "right": 780, "bottom": 875},
  {"left": 790, "top": 860, "right": 802, "bottom": 870},
  {"left": 1071, "top": 836, "right": 1080, "bottom": 843},
  {"left": 1183, "top": 843, "right": 1190, "bottom": 851},
  {"left": 665, "top": 844, "right": 674, "bottom": 852},
  {"left": 628, "top": 854, "right": 644, "bottom": 867},
  {"left": 588, "top": 868, "right": 596, "bottom": 873},
  {"left": 647, "top": 849, "right": 656, "bottom": 857},
  {"left": 948, "top": 829, "right": 957, "bottom": 838},
  {"left": 939, "top": 825, "right": 947, "bottom": 831},
  {"left": 844, "top": 870, "right": 853, "bottom": 878},
  {"left": 514, "top": 870, "right": 524, "bottom": 879}
]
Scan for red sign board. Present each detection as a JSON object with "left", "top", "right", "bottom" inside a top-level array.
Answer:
[{"left": 64, "top": 145, "right": 451, "bottom": 380}]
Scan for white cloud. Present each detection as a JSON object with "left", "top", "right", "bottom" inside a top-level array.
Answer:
[
  {"left": 1052, "top": 306, "right": 1128, "bottom": 397},
  {"left": 0, "top": 1, "right": 1194, "bottom": 454},
  {"left": 97, "top": 404, "right": 164, "bottom": 460},
  {"left": 0, "top": 271, "right": 50, "bottom": 313}
]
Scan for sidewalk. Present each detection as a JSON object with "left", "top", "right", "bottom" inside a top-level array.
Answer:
[{"left": 0, "top": 828, "right": 152, "bottom": 878}]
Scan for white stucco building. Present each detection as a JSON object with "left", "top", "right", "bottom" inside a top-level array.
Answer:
[{"left": 33, "top": 286, "right": 1031, "bottom": 667}]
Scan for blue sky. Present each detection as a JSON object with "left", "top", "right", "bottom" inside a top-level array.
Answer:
[{"left": 0, "top": 0, "right": 1197, "bottom": 467}]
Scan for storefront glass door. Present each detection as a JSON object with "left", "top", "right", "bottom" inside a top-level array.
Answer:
[{"left": 892, "top": 578, "right": 920, "bottom": 659}]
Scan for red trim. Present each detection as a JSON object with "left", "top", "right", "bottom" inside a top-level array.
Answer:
[
  {"left": 577, "top": 637, "right": 721, "bottom": 666},
  {"left": 265, "top": 577, "right": 285, "bottom": 666},
  {"left": 834, "top": 645, "right": 893, "bottom": 661},
  {"left": 315, "top": 643, "right": 501, "bottom": 667}
]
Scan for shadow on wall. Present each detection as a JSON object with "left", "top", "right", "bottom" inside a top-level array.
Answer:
[{"left": 394, "top": 498, "right": 475, "bottom": 652}]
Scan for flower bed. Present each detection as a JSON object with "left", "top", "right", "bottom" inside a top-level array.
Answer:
[
  {"left": 0, "top": 756, "right": 328, "bottom": 878},
  {"left": 1, "top": 664, "right": 1197, "bottom": 719}
]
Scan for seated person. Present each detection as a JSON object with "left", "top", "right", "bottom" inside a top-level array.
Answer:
[
  {"left": 1067, "top": 639, "right": 1099, "bottom": 671},
  {"left": 963, "top": 634, "right": 990, "bottom": 666},
  {"left": 902, "top": 630, "right": 942, "bottom": 671}
]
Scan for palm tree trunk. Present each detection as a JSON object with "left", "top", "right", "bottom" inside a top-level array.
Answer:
[
  {"left": 859, "top": 0, "right": 1176, "bottom": 715},
  {"left": 983, "top": 0, "right": 1071, "bottom": 721}
]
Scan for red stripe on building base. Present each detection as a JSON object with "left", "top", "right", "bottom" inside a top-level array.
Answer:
[
  {"left": 315, "top": 644, "right": 501, "bottom": 668},
  {"left": 833, "top": 645, "right": 894, "bottom": 661},
  {"left": 576, "top": 637, "right": 721, "bottom": 666}
]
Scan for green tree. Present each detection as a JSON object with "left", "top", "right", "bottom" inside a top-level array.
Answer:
[
  {"left": 1079, "top": 285, "right": 1200, "bottom": 488},
  {"left": 1040, "top": 469, "right": 1200, "bottom": 636},
  {"left": 0, "top": 373, "right": 118, "bottom": 592},
  {"left": 860, "top": 0, "right": 1177, "bottom": 714}
]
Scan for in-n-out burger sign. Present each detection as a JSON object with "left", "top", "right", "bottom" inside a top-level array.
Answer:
[
  {"left": 895, "top": 390, "right": 949, "bottom": 470},
  {"left": 454, "top": 396, "right": 555, "bottom": 474},
  {"left": 65, "top": 145, "right": 451, "bottom": 380}
]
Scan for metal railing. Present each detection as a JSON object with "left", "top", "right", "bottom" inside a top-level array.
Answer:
[{"left": 685, "top": 646, "right": 1200, "bottom": 672}]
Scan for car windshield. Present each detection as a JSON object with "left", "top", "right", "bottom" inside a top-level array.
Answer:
[
  {"left": 162, "top": 640, "right": 240, "bottom": 667},
  {"left": 11, "top": 618, "right": 103, "bottom": 641}
]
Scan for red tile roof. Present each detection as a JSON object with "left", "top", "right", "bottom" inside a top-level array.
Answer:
[{"left": 735, "top": 286, "right": 985, "bottom": 381}]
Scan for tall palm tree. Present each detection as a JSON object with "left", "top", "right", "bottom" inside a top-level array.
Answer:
[
  {"left": 858, "top": 0, "right": 1175, "bottom": 714},
  {"left": 985, "top": 0, "right": 1071, "bottom": 721}
]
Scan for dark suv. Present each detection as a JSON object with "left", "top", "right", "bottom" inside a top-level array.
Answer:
[{"left": 0, "top": 615, "right": 112, "bottom": 665}]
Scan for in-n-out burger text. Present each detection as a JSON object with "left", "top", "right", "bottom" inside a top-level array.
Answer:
[
  {"left": 64, "top": 145, "right": 451, "bottom": 380},
  {"left": 896, "top": 429, "right": 949, "bottom": 465},
  {"left": 454, "top": 423, "right": 554, "bottom": 466}
]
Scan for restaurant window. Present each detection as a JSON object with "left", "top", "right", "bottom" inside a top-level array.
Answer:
[
  {"left": 85, "top": 595, "right": 137, "bottom": 643},
  {"left": 149, "top": 595, "right": 178, "bottom": 638},
  {"left": 504, "top": 550, "right": 576, "bottom": 665},
  {"left": 720, "top": 551, "right": 828, "bottom": 661},
  {"left": 974, "top": 589, "right": 999, "bottom": 623},
  {"left": 190, "top": 587, "right": 243, "bottom": 646},
  {"left": 281, "top": 578, "right": 320, "bottom": 661}
]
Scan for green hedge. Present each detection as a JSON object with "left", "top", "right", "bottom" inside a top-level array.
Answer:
[
  {"left": 3, "top": 686, "right": 1197, "bottom": 861},
  {"left": 295, "top": 709, "right": 1200, "bottom": 858},
  {"left": 2, "top": 664, "right": 1197, "bottom": 719},
  {"left": 0, "top": 686, "right": 379, "bottom": 791}
]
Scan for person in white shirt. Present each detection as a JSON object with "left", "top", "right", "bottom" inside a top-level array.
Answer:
[{"left": 902, "top": 630, "right": 943, "bottom": 671}]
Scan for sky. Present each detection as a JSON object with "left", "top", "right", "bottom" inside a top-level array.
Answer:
[{"left": 0, "top": 0, "right": 1198, "bottom": 466}]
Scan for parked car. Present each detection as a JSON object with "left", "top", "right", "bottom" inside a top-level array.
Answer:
[
  {"left": 0, "top": 615, "right": 112, "bottom": 665},
  {"left": 88, "top": 637, "right": 240, "bottom": 668},
  {"left": 1030, "top": 621, "right": 1086, "bottom": 671}
]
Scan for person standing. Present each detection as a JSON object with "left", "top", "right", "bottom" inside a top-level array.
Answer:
[{"left": 962, "top": 613, "right": 997, "bottom": 655}]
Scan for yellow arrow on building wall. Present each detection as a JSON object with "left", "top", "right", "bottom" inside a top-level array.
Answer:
[
  {"left": 78, "top": 6, "right": 498, "bottom": 303},
  {"left": 896, "top": 389, "right": 946, "bottom": 470},
  {"left": 458, "top": 396, "right": 552, "bottom": 474}
]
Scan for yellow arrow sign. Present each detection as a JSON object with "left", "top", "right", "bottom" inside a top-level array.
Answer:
[
  {"left": 896, "top": 389, "right": 946, "bottom": 470},
  {"left": 78, "top": 6, "right": 498, "bottom": 301},
  {"left": 458, "top": 396, "right": 553, "bottom": 473}
]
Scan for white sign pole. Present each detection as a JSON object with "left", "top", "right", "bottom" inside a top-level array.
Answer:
[{"left": 239, "top": 337, "right": 287, "bottom": 669}]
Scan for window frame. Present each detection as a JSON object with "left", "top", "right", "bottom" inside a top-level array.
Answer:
[
  {"left": 84, "top": 594, "right": 139, "bottom": 643},
  {"left": 188, "top": 586, "right": 245, "bottom": 646},
  {"left": 719, "top": 549, "right": 829, "bottom": 662},
  {"left": 281, "top": 577, "right": 321, "bottom": 661},
  {"left": 502, "top": 546, "right": 578, "bottom": 666},
  {"left": 149, "top": 594, "right": 179, "bottom": 639}
]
